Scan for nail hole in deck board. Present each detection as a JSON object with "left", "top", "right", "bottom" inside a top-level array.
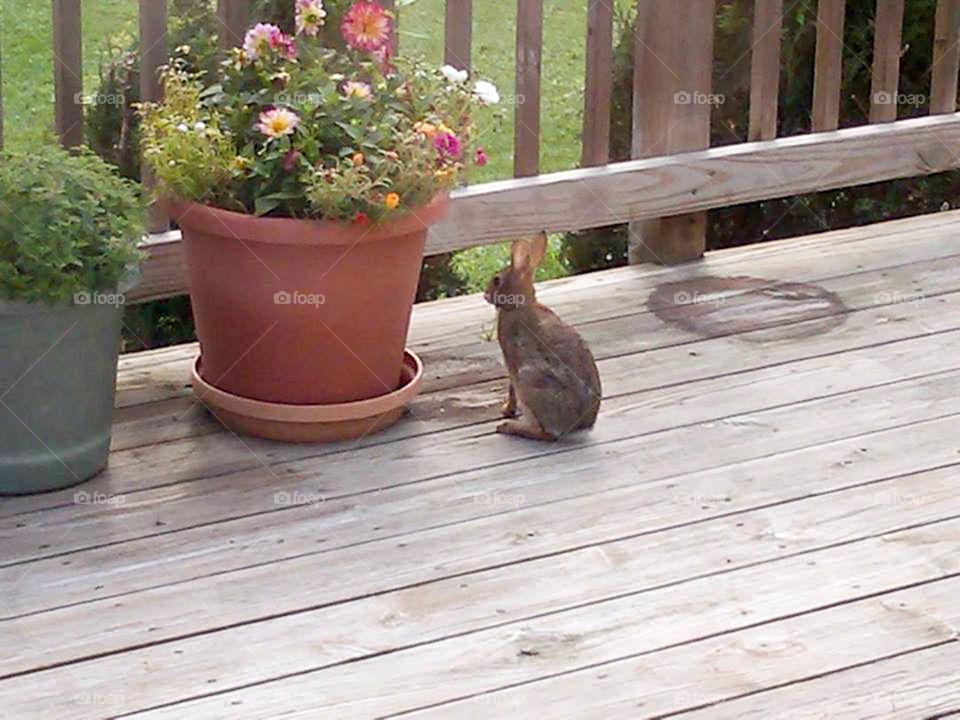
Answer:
[{"left": 647, "top": 276, "right": 849, "bottom": 340}]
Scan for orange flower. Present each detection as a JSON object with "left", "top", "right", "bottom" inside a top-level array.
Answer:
[
  {"left": 414, "top": 121, "right": 437, "bottom": 138},
  {"left": 352, "top": 152, "right": 365, "bottom": 166},
  {"left": 385, "top": 192, "right": 400, "bottom": 209}
]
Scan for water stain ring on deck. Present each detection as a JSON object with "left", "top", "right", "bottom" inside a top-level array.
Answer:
[{"left": 647, "top": 276, "right": 848, "bottom": 340}]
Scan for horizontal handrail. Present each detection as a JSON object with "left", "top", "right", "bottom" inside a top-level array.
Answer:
[{"left": 126, "top": 112, "right": 960, "bottom": 302}]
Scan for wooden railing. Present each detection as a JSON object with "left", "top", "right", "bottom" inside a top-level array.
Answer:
[{"left": 2, "top": 1, "right": 960, "bottom": 302}]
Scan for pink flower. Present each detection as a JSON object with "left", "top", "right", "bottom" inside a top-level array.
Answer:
[
  {"left": 242, "top": 23, "right": 297, "bottom": 62},
  {"left": 296, "top": 0, "right": 327, "bottom": 36},
  {"left": 433, "top": 130, "right": 461, "bottom": 159},
  {"left": 372, "top": 44, "right": 394, "bottom": 75},
  {"left": 341, "top": 80, "right": 372, "bottom": 99},
  {"left": 475, "top": 147, "right": 488, "bottom": 167},
  {"left": 341, "top": 1, "right": 392, "bottom": 53},
  {"left": 256, "top": 107, "right": 300, "bottom": 139}
]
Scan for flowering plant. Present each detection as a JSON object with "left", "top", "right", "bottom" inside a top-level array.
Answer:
[{"left": 140, "top": 0, "right": 497, "bottom": 223}]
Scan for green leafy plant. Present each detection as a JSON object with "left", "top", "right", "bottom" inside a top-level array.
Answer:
[
  {"left": 85, "top": 0, "right": 224, "bottom": 181},
  {"left": 140, "top": 1, "right": 498, "bottom": 223},
  {"left": 0, "top": 147, "right": 144, "bottom": 304}
]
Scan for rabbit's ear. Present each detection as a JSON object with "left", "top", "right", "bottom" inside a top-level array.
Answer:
[
  {"left": 529, "top": 232, "right": 548, "bottom": 269},
  {"left": 511, "top": 239, "right": 532, "bottom": 274}
]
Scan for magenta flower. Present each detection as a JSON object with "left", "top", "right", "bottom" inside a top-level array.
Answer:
[
  {"left": 475, "top": 147, "right": 488, "bottom": 167},
  {"left": 433, "top": 131, "right": 461, "bottom": 159}
]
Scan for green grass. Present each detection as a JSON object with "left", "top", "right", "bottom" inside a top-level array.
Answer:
[{"left": 0, "top": 0, "right": 139, "bottom": 150}]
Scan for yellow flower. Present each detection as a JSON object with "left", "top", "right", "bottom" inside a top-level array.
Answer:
[
  {"left": 385, "top": 192, "right": 400, "bottom": 209},
  {"left": 352, "top": 152, "right": 365, "bottom": 166},
  {"left": 434, "top": 168, "right": 451, "bottom": 179}
]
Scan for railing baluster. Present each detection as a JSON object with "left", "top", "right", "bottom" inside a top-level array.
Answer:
[
  {"left": 629, "top": 0, "right": 716, "bottom": 265},
  {"left": 52, "top": 0, "right": 84, "bottom": 148},
  {"left": 514, "top": 0, "right": 543, "bottom": 178},
  {"left": 444, "top": 0, "right": 472, "bottom": 70},
  {"left": 748, "top": 0, "right": 783, "bottom": 141},
  {"left": 218, "top": 0, "right": 250, "bottom": 52},
  {"left": 581, "top": 0, "right": 613, "bottom": 167},
  {"left": 140, "top": 0, "right": 169, "bottom": 233},
  {"left": 811, "top": 0, "right": 845, "bottom": 131},
  {"left": 931, "top": 0, "right": 960, "bottom": 114},
  {"left": 869, "top": 0, "right": 905, "bottom": 123}
]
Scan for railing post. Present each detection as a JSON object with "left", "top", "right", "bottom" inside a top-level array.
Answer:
[
  {"left": 444, "top": 0, "right": 472, "bottom": 70},
  {"left": 869, "top": 0, "right": 905, "bottom": 123},
  {"left": 811, "top": 0, "right": 845, "bottom": 131},
  {"left": 52, "top": 0, "right": 84, "bottom": 149},
  {"left": 629, "top": 0, "right": 716, "bottom": 265},
  {"left": 140, "top": 0, "right": 169, "bottom": 233},
  {"left": 748, "top": 0, "right": 783, "bottom": 141},
  {"left": 581, "top": 0, "right": 613, "bottom": 167},
  {"left": 514, "top": 0, "right": 543, "bottom": 178},
  {"left": 218, "top": 0, "right": 250, "bottom": 52},
  {"left": 931, "top": 0, "right": 960, "bottom": 114}
]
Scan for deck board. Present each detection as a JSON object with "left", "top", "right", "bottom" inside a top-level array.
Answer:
[{"left": 2, "top": 211, "right": 960, "bottom": 718}]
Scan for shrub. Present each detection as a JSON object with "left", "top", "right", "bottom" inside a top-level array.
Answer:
[{"left": 0, "top": 148, "right": 144, "bottom": 304}]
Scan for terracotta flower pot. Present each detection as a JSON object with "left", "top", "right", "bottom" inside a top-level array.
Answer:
[{"left": 167, "top": 195, "right": 449, "bottom": 406}]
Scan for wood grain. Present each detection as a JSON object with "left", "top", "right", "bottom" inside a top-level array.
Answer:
[
  {"left": 52, "top": 0, "right": 83, "bottom": 148},
  {"left": 630, "top": 0, "right": 716, "bottom": 265},
  {"left": 812, "top": 0, "right": 846, "bottom": 131},
  {"left": 47, "top": 509, "right": 960, "bottom": 718},
  {"left": 402, "top": 576, "right": 960, "bottom": 719},
  {"left": 748, "top": 0, "right": 784, "bottom": 141},
  {"left": 514, "top": 0, "right": 543, "bottom": 177},
  {"left": 869, "top": 0, "right": 905, "bottom": 123},
  {"left": 444, "top": 0, "right": 472, "bottom": 70},
  {"left": 931, "top": 0, "right": 960, "bottom": 114},
  {"left": 581, "top": 0, "right": 613, "bottom": 167},
  {"left": 140, "top": 0, "right": 169, "bottom": 233},
  {"left": 216, "top": 0, "right": 249, "bottom": 51}
]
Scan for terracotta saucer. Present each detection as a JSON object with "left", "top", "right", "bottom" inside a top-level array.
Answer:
[{"left": 190, "top": 350, "right": 423, "bottom": 443}]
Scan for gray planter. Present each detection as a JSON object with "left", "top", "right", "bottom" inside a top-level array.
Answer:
[{"left": 0, "top": 295, "right": 123, "bottom": 495}]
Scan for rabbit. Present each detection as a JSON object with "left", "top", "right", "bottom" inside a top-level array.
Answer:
[{"left": 484, "top": 232, "right": 602, "bottom": 441}]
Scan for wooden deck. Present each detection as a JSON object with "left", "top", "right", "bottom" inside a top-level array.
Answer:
[{"left": 3, "top": 211, "right": 960, "bottom": 718}]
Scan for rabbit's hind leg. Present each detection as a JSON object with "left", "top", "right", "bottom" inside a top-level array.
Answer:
[{"left": 496, "top": 417, "right": 557, "bottom": 441}]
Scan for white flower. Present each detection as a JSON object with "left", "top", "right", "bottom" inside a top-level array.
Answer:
[
  {"left": 473, "top": 80, "right": 500, "bottom": 105},
  {"left": 440, "top": 64, "right": 468, "bottom": 84},
  {"left": 194, "top": 121, "right": 206, "bottom": 132},
  {"left": 176, "top": 123, "right": 189, "bottom": 133}
]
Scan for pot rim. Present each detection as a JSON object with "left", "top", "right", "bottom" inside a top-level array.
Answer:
[
  {"left": 164, "top": 193, "right": 450, "bottom": 246},
  {"left": 190, "top": 349, "right": 424, "bottom": 422}
]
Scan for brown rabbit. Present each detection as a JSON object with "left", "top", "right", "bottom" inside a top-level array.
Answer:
[{"left": 484, "top": 233, "right": 602, "bottom": 441}]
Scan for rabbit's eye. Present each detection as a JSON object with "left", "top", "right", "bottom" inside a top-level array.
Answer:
[{"left": 492, "top": 276, "right": 502, "bottom": 287}]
